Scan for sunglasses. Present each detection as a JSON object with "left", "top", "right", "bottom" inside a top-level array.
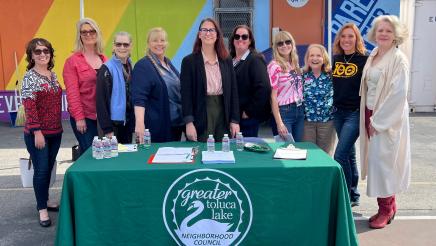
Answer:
[
  {"left": 114, "top": 42, "right": 130, "bottom": 48},
  {"left": 80, "top": 29, "right": 97, "bottom": 36},
  {"left": 199, "top": 28, "right": 217, "bottom": 34},
  {"left": 33, "top": 48, "right": 50, "bottom": 55},
  {"left": 234, "top": 34, "right": 249, "bottom": 41},
  {"left": 277, "top": 40, "right": 292, "bottom": 47}
]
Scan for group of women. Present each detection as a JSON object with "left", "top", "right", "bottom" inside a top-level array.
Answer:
[{"left": 22, "top": 15, "right": 410, "bottom": 230}]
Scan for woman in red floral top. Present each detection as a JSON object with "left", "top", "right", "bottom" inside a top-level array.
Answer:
[{"left": 22, "top": 38, "right": 62, "bottom": 227}]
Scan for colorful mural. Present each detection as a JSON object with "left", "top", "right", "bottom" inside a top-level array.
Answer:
[
  {"left": 0, "top": 0, "right": 206, "bottom": 90},
  {"left": 0, "top": 0, "right": 402, "bottom": 123},
  {"left": 0, "top": 0, "right": 208, "bottom": 122},
  {"left": 325, "top": 0, "right": 400, "bottom": 50}
]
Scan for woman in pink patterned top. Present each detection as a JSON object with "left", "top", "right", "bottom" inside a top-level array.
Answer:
[{"left": 268, "top": 31, "right": 304, "bottom": 141}]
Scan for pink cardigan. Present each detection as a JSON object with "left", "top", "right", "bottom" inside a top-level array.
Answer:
[{"left": 63, "top": 52, "right": 107, "bottom": 121}]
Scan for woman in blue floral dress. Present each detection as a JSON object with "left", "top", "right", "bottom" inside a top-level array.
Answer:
[{"left": 302, "top": 44, "right": 335, "bottom": 155}]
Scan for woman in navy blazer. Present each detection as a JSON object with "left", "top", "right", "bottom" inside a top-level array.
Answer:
[
  {"left": 132, "top": 27, "right": 184, "bottom": 142},
  {"left": 181, "top": 18, "right": 240, "bottom": 142}
]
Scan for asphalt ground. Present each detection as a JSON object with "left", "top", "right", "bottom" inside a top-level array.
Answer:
[{"left": 0, "top": 113, "right": 435, "bottom": 246}]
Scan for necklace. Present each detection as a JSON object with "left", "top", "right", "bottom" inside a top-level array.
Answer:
[{"left": 343, "top": 52, "right": 356, "bottom": 64}]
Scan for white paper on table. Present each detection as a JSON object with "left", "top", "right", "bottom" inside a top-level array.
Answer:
[
  {"left": 152, "top": 147, "right": 193, "bottom": 163},
  {"left": 118, "top": 144, "right": 138, "bottom": 152},
  {"left": 201, "top": 151, "right": 235, "bottom": 164},
  {"left": 273, "top": 148, "right": 307, "bottom": 160}
]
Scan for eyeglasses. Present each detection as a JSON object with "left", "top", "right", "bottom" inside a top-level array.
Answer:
[
  {"left": 80, "top": 29, "right": 97, "bottom": 36},
  {"left": 277, "top": 40, "right": 292, "bottom": 47},
  {"left": 114, "top": 42, "right": 130, "bottom": 48},
  {"left": 234, "top": 34, "right": 249, "bottom": 41},
  {"left": 199, "top": 28, "right": 217, "bottom": 34},
  {"left": 33, "top": 48, "right": 50, "bottom": 55}
]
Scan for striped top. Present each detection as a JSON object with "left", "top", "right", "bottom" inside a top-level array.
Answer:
[{"left": 267, "top": 60, "right": 303, "bottom": 106}]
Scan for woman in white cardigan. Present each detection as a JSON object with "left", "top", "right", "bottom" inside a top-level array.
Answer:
[{"left": 359, "top": 15, "right": 411, "bottom": 229}]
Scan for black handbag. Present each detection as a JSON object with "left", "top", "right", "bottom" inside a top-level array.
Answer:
[{"left": 72, "top": 145, "right": 81, "bottom": 161}]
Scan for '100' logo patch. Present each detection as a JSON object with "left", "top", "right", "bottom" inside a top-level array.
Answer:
[{"left": 332, "top": 62, "right": 358, "bottom": 78}]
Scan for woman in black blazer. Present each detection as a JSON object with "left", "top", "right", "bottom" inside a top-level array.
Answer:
[
  {"left": 229, "top": 25, "right": 271, "bottom": 137},
  {"left": 180, "top": 18, "right": 240, "bottom": 142}
]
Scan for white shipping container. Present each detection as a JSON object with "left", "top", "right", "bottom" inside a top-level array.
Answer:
[{"left": 410, "top": 0, "right": 436, "bottom": 112}]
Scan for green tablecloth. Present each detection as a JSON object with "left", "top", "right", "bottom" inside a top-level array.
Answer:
[{"left": 55, "top": 142, "right": 357, "bottom": 246}]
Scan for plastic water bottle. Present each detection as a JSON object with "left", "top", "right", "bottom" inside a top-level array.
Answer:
[
  {"left": 92, "top": 136, "right": 99, "bottom": 158},
  {"left": 111, "top": 136, "right": 118, "bottom": 157},
  {"left": 207, "top": 134, "right": 215, "bottom": 152},
  {"left": 102, "top": 137, "right": 112, "bottom": 158},
  {"left": 236, "top": 132, "right": 244, "bottom": 151},
  {"left": 95, "top": 139, "right": 104, "bottom": 160},
  {"left": 144, "top": 129, "right": 151, "bottom": 149},
  {"left": 222, "top": 134, "right": 230, "bottom": 152}
]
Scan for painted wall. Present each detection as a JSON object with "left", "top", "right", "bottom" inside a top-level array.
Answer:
[
  {"left": 0, "top": 0, "right": 206, "bottom": 91},
  {"left": 0, "top": 0, "right": 404, "bottom": 122},
  {"left": 0, "top": 0, "right": 274, "bottom": 122},
  {"left": 326, "top": 0, "right": 400, "bottom": 51}
]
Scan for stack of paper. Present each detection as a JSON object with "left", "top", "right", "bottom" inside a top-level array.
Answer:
[
  {"left": 274, "top": 146, "right": 307, "bottom": 160},
  {"left": 202, "top": 151, "right": 235, "bottom": 164},
  {"left": 152, "top": 147, "right": 194, "bottom": 163}
]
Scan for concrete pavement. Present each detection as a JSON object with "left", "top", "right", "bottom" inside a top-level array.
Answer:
[{"left": 0, "top": 114, "right": 435, "bottom": 245}]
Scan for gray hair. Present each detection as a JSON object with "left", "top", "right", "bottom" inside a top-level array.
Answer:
[
  {"left": 113, "top": 31, "right": 132, "bottom": 44},
  {"left": 367, "top": 15, "right": 409, "bottom": 46},
  {"left": 73, "top": 18, "right": 104, "bottom": 53}
]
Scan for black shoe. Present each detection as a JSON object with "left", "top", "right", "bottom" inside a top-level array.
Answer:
[
  {"left": 47, "top": 206, "right": 59, "bottom": 212},
  {"left": 39, "top": 218, "right": 51, "bottom": 227},
  {"left": 351, "top": 200, "right": 360, "bottom": 207}
]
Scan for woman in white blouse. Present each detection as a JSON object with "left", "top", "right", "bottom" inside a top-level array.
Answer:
[{"left": 359, "top": 15, "right": 411, "bottom": 229}]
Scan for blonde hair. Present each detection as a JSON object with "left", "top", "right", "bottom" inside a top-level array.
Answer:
[
  {"left": 303, "top": 44, "right": 331, "bottom": 73},
  {"left": 332, "top": 23, "right": 366, "bottom": 55},
  {"left": 74, "top": 18, "right": 104, "bottom": 54},
  {"left": 146, "top": 27, "right": 168, "bottom": 56},
  {"left": 367, "top": 15, "right": 409, "bottom": 46},
  {"left": 272, "top": 31, "right": 300, "bottom": 73}
]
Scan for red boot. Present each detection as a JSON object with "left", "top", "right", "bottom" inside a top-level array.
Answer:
[
  {"left": 369, "top": 198, "right": 383, "bottom": 222},
  {"left": 369, "top": 196, "right": 395, "bottom": 229}
]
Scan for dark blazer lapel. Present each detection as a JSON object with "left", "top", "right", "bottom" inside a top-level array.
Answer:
[
  {"left": 195, "top": 53, "right": 207, "bottom": 95},
  {"left": 218, "top": 58, "right": 228, "bottom": 93}
]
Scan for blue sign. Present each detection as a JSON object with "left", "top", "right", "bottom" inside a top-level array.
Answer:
[{"left": 326, "top": 0, "right": 400, "bottom": 51}]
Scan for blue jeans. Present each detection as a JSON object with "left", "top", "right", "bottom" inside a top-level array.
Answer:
[
  {"left": 240, "top": 118, "right": 260, "bottom": 137},
  {"left": 333, "top": 108, "right": 360, "bottom": 202},
  {"left": 70, "top": 117, "right": 98, "bottom": 156},
  {"left": 279, "top": 104, "right": 305, "bottom": 142},
  {"left": 24, "top": 133, "right": 62, "bottom": 210}
]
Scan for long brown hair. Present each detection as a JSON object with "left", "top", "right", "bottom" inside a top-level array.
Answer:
[
  {"left": 25, "top": 38, "right": 55, "bottom": 71},
  {"left": 192, "top": 18, "right": 228, "bottom": 60},
  {"left": 332, "top": 23, "right": 366, "bottom": 55}
]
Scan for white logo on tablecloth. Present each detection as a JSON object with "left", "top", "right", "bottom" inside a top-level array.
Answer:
[{"left": 163, "top": 169, "right": 252, "bottom": 246}]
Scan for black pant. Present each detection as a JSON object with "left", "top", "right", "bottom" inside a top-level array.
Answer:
[
  {"left": 171, "top": 125, "right": 185, "bottom": 141},
  {"left": 113, "top": 121, "right": 133, "bottom": 144},
  {"left": 24, "top": 133, "right": 62, "bottom": 210}
]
